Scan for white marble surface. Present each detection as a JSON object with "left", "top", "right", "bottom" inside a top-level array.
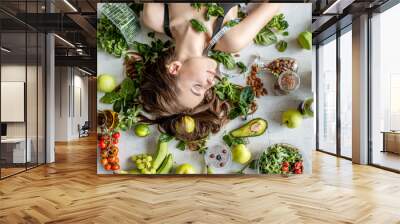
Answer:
[{"left": 97, "top": 3, "right": 314, "bottom": 174}]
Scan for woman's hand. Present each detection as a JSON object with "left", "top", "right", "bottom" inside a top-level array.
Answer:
[{"left": 214, "top": 3, "right": 281, "bottom": 53}]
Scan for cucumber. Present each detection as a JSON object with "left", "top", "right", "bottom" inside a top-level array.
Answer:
[
  {"left": 157, "top": 154, "right": 173, "bottom": 174},
  {"left": 152, "top": 141, "right": 168, "bottom": 170}
]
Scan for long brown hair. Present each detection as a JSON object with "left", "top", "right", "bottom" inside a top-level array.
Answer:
[{"left": 135, "top": 47, "right": 231, "bottom": 142}]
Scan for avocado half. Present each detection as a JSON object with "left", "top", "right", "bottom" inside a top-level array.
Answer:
[{"left": 230, "top": 118, "right": 268, "bottom": 138}]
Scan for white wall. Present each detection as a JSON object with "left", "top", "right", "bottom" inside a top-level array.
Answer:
[{"left": 54, "top": 67, "right": 89, "bottom": 141}]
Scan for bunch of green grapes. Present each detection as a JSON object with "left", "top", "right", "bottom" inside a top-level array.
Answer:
[{"left": 131, "top": 154, "right": 156, "bottom": 174}]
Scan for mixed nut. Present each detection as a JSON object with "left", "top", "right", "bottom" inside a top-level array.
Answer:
[
  {"left": 266, "top": 57, "right": 298, "bottom": 77},
  {"left": 247, "top": 65, "right": 268, "bottom": 97}
]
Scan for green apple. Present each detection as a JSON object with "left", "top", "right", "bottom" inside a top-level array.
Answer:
[
  {"left": 97, "top": 74, "right": 116, "bottom": 93},
  {"left": 297, "top": 31, "right": 312, "bottom": 50},
  {"left": 232, "top": 144, "right": 251, "bottom": 164},
  {"left": 282, "top": 109, "right": 303, "bottom": 128},
  {"left": 175, "top": 163, "right": 196, "bottom": 174},
  {"left": 134, "top": 124, "right": 150, "bottom": 137}
]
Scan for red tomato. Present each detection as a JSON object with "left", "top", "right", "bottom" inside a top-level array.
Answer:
[
  {"left": 100, "top": 150, "right": 108, "bottom": 158},
  {"left": 112, "top": 139, "right": 119, "bottom": 145},
  {"left": 294, "top": 169, "right": 302, "bottom": 174},
  {"left": 282, "top": 161, "right": 289, "bottom": 167},
  {"left": 107, "top": 156, "right": 117, "bottom": 163},
  {"left": 104, "top": 164, "right": 112, "bottom": 171},
  {"left": 111, "top": 164, "right": 120, "bottom": 170},
  {"left": 100, "top": 158, "right": 108, "bottom": 166},
  {"left": 294, "top": 162, "right": 302, "bottom": 170},
  {"left": 282, "top": 166, "right": 289, "bottom": 172},
  {"left": 112, "top": 132, "right": 121, "bottom": 139},
  {"left": 98, "top": 140, "right": 106, "bottom": 150}
]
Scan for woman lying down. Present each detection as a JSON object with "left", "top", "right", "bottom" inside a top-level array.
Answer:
[{"left": 138, "top": 3, "right": 279, "bottom": 142}]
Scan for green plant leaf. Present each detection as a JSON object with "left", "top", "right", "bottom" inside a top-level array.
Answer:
[
  {"left": 190, "top": 19, "right": 208, "bottom": 33},
  {"left": 254, "top": 27, "right": 277, "bottom": 46},
  {"left": 236, "top": 61, "right": 247, "bottom": 73}
]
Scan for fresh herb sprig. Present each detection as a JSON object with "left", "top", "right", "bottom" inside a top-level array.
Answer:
[
  {"left": 100, "top": 78, "right": 140, "bottom": 113},
  {"left": 228, "top": 86, "right": 255, "bottom": 120},
  {"left": 209, "top": 50, "right": 236, "bottom": 70},
  {"left": 190, "top": 19, "right": 208, "bottom": 33},
  {"left": 214, "top": 78, "right": 256, "bottom": 120}
]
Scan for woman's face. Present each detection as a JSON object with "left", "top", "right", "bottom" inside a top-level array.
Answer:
[{"left": 173, "top": 57, "right": 218, "bottom": 109}]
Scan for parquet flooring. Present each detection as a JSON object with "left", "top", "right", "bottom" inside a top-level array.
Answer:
[{"left": 0, "top": 136, "right": 400, "bottom": 224}]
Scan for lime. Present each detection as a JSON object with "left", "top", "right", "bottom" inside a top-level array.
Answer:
[{"left": 134, "top": 124, "right": 150, "bottom": 137}]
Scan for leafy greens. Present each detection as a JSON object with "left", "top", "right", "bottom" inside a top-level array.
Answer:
[
  {"left": 190, "top": 19, "right": 208, "bottom": 33},
  {"left": 97, "top": 16, "right": 128, "bottom": 57}
]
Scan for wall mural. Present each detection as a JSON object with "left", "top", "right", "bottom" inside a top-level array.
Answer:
[{"left": 97, "top": 2, "right": 314, "bottom": 175}]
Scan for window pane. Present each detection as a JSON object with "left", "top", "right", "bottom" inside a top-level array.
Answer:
[
  {"left": 371, "top": 3, "right": 400, "bottom": 171},
  {"left": 340, "top": 29, "right": 352, "bottom": 158},
  {"left": 318, "top": 37, "right": 337, "bottom": 154}
]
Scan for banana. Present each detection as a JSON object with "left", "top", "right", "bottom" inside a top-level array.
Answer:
[
  {"left": 157, "top": 154, "right": 173, "bottom": 174},
  {"left": 152, "top": 141, "right": 168, "bottom": 170}
]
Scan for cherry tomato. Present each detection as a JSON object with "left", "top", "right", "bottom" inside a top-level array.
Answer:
[
  {"left": 282, "top": 161, "right": 290, "bottom": 167},
  {"left": 111, "top": 164, "right": 120, "bottom": 170},
  {"left": 282, "top": 166, "right": 289, "bottom": 172},
  {"left": 98, "top": 140, "right": 107, "bottom": 150},
  {"left": 111, "top": 146, "right": 119, "bottom": 154},
  {"left": 100, "top": 158, "right": 108, "bottom": 166},
  {"left": 101, "top": 150, "right": 108, "bottom": 158},
  {"left": 294, "top": 169, "right": 302, "bottom": 174},
  {"left": 108, "top": 156, "right": 117, "bottom": 163},
  {"left": 294, "top": 162, "right": 302, "bottom": 170},
  {"left": 112, "top": 132, "right": 121, "bottom": 139},
  {"left": 104, "top": 164, "right": 112, "bottom": 171},
  {"left": 112, "top": 139, "right": 119, "bottom": 145}
]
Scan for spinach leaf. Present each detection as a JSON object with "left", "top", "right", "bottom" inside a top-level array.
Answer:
[
  {"left": 176, "top": 140, "right": 186, "bottom": 151},
  {"left": 254, "top": 27, "right": 277, "bottom": 46},
  {"left": 236, "top": 62, "right": 247, "bottom": 73},
  {"left": 229, "top": 87, "right": 255, "bottom": 120},
  {"left": 267, "top": 13, "right": 289, "bottom": 32},
  {"left": 223, "top": 134, "right": 246, "bottom": 147},
  {"left": 100, "top": 91, "right": 121, "bottom": 104},
  {"left": 190, "top": 3, "right": 202, "bottom": 11},
  {"left": 190, "top": 19, "right": 208, "bottom": 33},
  {"left": 276, "top": 40, "right": 288, "bottom": 52},
  {"left": 159, "top": 133, "right": 174, "bottom": 143},
  {"left": 205, "top": 3, "right": 224, "bottom": 20},
  {"left": 209, "top": 50, "right": 236, "bottom": 70}
]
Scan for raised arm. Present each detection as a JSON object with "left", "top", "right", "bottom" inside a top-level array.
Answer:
[
  {"left": 142, "top": 3, "right": 165, "bottom": 33},
  {"left": 214, "top": 3, "right": 281, "bottom": 53}
]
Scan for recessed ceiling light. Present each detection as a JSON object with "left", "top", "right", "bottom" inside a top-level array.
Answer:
[
  {"left": 1, "top": 47, "right": 11, "bottom": 53},
  {"left": 63, "top": 0, "right": 78, "bottom": 12}
]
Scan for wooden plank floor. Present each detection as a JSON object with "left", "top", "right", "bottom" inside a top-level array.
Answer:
[{"left": 1, "top": 136, "right": 400, "bottom": 224}]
